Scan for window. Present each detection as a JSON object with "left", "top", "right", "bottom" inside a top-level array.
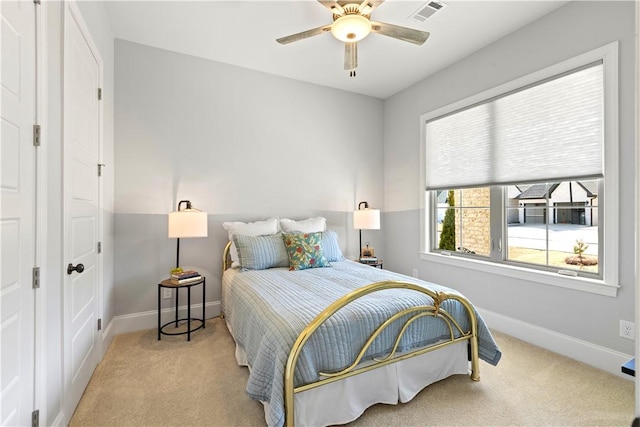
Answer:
[
  {"left": 420, "top": 43, "right": 619, "bottom": 296},
  {"left": 434, "top": 181, "right": 600, "bottom": 276}
]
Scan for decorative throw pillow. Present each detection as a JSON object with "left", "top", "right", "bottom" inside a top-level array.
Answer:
[
  {"left": 222, "top": 218, "right": 279, "bottom": 268},
  {"left": 322, "top": 230, "right": 345, "bottom": 262},
  {"left": 282, "top": 232, "right": 330, "bottom": 271},
  {"left": 233, "top": 234, "right": 289, "bottom": 270},
  {"left": 280, "top": 217, "right": 327, "bottom": 233}
]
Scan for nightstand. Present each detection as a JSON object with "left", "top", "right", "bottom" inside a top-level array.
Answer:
[
  {"left": 157, "top": 277, "right": 205, "bottom": 341},
  {"left": 359, "top": 260, "right": 383, "bottom": 269}
]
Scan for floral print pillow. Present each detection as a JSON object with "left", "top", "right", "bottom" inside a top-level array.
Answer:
[{"left": 282, "top": 232, "right": 330, "bottom": 271}]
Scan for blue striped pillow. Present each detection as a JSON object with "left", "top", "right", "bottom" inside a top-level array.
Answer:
[
  {"left": 322, "top": 230, "right": 344, "bottom": 262},
  {"left": 233, "top": 233, "right": 289, "bottom": 270}
]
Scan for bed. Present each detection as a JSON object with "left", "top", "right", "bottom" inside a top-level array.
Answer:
[{"left": 220, "top": 223, "right": 501, "bottom": 427}]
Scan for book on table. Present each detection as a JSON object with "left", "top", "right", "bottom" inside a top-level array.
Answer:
[
  {"left": 169, "top": 275, "right": 202, "bottom": 285},
  {"left": 169, "top": 277, "right": 202, "bottom": 284},
  {"left": 360, "top": 257, "right": 378, "bottom": 263},
  {"left": 171, "top": 270, "right": 200, "bottom": 280}
]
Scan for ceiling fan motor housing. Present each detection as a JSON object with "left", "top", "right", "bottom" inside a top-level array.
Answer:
[{"left": 332, "top": 3, "right": 372, "bottom": 19}]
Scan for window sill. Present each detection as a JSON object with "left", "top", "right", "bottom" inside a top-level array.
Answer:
[{"left": 419, "top": 252, "right": 619, "bottom": 297}]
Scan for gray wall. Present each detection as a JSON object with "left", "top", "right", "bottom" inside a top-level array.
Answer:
[
  {"left": 114, "top": 40, "right": 384, "bottom": 318},
  {"left": 382, "top": 1, "right": 635, "bottom": 355}
]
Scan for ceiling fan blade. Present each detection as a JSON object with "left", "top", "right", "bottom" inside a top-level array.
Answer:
[
  {"left": 344, "top": 41, "right": 357, "bottom": 75},
  {"left": 276, "top": 24, "right": 333, "bottom": 45},
  {"left": 370, "top": 21, "right": 430, "bottom": 45},
  {"left": 358, "top": 0, "right": 385, "bottom": 14},
  {"left": 318, "top": 0, "right": 345, "bottom": 16}
]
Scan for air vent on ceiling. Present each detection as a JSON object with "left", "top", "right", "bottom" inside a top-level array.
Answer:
[{"left": 410, "top": 1, "right": 446, "bottom": 23}]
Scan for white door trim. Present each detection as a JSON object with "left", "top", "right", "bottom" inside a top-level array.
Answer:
[{"left": 34, "top": 0, "right": 48, "bottom": 423}]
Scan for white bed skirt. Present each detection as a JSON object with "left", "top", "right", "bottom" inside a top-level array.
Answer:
[{"left": 229, "top": 322, "right": 469, "bottom": 426}]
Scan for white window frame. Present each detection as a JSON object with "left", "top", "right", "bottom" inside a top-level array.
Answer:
[{"left": 419, "top": 42, "right": 619, "bottom": 297}]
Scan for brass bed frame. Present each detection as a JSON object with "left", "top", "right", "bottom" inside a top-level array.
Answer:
[{"left": 222, "top": 242, "right": 480, "bottom": 427}]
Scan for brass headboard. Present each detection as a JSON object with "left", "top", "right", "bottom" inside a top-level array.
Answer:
[{"left": 222, "top": 241, "right": 233, "bottom": 271}]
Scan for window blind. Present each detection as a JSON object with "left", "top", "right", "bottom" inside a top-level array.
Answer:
[{"left": 425, "top": 62, "right": 604, "bottom": 191}]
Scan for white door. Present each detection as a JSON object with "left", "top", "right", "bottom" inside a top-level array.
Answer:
[
  {"left": 0, "top": 1, "right": 36, "bottom": 426},
  {"left": 63, "top": 2, "right": 102, "bottom": 419}
]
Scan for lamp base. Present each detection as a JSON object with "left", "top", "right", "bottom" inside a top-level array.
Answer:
[{"left": 176, "top": 237, "right": 180, "bottom": 269}]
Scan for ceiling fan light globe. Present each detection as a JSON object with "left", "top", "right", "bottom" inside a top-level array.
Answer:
[{"left": 331, "top": 14, "right": 371, "bottom": 42}]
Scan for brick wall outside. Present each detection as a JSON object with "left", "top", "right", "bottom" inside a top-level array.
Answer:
[{"left": 454, "top": 187, "right": 491, "bottom": 256}]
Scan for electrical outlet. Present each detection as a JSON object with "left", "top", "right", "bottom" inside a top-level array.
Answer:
[
  {"left": 163, "top": 288, "right": 173, "bottom": 299},
  {"left": 412, "top": 269, "right": 419, "bottom": 278},
  {"left": 619, "top": 320, "right": 635, "bottom": 340}
]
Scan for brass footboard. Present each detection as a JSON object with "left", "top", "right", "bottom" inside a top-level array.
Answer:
[
  {"left": 221, "top": 242, "right": 480, "bottom": 427},
  {"left": 283, "top": 281, "right": 480, "bottom": 427}
]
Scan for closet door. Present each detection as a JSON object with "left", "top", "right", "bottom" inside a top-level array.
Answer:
[
  {"left": 1, "top": 1, "right": 36, "bottom": 425},
  {"left": 63, "top": 2, "right": 102, "bottom": 419}
]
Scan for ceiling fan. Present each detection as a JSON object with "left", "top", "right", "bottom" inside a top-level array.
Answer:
[{"left": 276, "top": 0, "right": 430, "bottom": 77}]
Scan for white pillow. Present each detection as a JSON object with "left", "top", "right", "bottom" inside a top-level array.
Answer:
[
  {"left": 222, "top": 217, "right": 279, "bottom": 268},
  {"left": 280, "top": 217, "right": 327, "bottom": 233}
]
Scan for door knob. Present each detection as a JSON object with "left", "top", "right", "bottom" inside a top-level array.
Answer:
[{"left": 67, "top": 263, "right": 85, "bottom": 275}]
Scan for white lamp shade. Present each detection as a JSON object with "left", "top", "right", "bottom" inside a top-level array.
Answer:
[
  {"left": 353, "top": 209, "right": 380, "bottom": 230},
  {"left": 168, "top": 209, "right": 208, "bottom": 238}
]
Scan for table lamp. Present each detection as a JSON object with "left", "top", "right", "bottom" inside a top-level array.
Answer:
[
  {"left": 168, "top": 200, "right": 208, "bottom": 268},
  {"left": 353, "top": 201, "right": 380, "bottom": 258}
]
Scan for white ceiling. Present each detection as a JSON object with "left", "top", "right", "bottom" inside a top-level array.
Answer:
[{"left": 103, "top": 0, "right": 568, "bottom": 99}]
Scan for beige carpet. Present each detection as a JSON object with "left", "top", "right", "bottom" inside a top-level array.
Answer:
[{"left": 70, "top": 317, "right": 634, "bottom": 427}]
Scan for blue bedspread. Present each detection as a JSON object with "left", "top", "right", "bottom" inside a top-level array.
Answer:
[{"left": 222, "top": 260, "right": 501, "bottom": 427}]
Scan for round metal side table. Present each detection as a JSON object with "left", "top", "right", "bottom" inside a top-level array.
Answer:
[{"left": 157, "top": 277, "right": 205, "bottom": 341}]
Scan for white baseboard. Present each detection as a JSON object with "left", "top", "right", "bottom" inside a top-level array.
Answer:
[
  {"left": 49, "top": 410, "right": 65, "bottom": 427},
  {"left": 112, "top": 301, "right": 221, "bottom": 335},
  {"left": 478, "top": 307, "right": 633, "bottom": 380},
  {"left": 101, "top": 317, "right": 115, "bottom": 358}
]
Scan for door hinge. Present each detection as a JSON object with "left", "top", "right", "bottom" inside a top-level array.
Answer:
[
  {"left": 32, "top": 267, "right": 40, "bottom": 289},
  {"left": 32, "top": 410, "right": 39, "bottom": 427},
  {"left": 98, "top": 163, "right": 105, "bottom": 177},
  {"left": 97, "top": 242, "right": 102, "bottom": 254},
  {"left": 98, "top": 318, "right": 102, "bottom": 331},
  {"left": 33, "top": 124, "right": 41, "bottom": 146},
  {"left": 33, "top": 0, "right": 41, "bottom": 4},
  {"left": 98, "top": 88, "right": 102, "bottom": 100}
]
